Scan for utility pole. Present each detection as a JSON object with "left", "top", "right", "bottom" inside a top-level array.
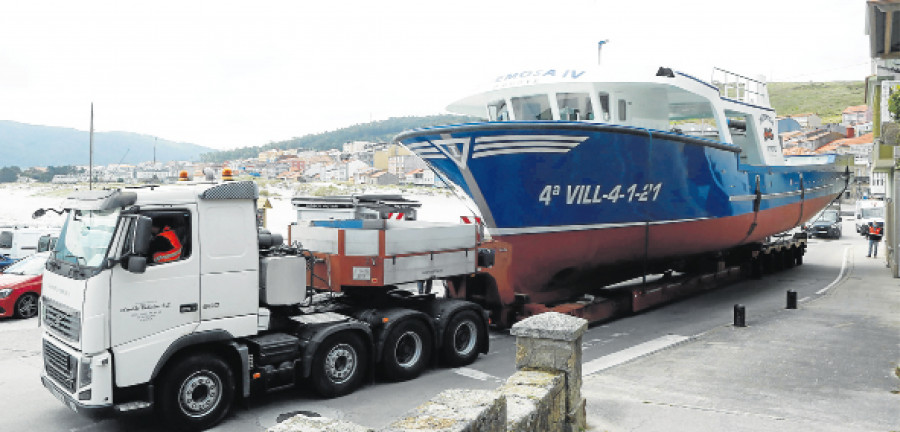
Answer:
[{"left": 89, "top": 103, "right": 94, "bottom": 190}]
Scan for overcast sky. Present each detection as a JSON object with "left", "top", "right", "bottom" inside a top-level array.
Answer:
[{"left": 0, "top": 0, "right": 872, "bottom": 151}]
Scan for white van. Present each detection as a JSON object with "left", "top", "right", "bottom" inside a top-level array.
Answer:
[
  {"left": 854, "top": 200, "right": 885, "bottom": 235},
  {"left": 0, "top": 227, "right": 60, "bottom": 259}
]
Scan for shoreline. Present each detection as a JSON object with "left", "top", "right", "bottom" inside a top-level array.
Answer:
[{"left": 0, "top": 181, "right": 477, "bottom": 237}]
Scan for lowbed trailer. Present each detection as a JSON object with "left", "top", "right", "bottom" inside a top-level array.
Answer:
[
  {"left": 442, "top": 234, "right": 808, "bottom": 327},
  {"left": 287, "top": 209, "right": 808, "bottom": 328}
]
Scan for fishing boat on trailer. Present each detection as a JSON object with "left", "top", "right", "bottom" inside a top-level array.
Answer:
[{"left": 394, "top": 62, "right": 848, "bottom": 314}]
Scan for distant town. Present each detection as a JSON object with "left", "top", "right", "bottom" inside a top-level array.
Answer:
[
  {"left": 0, "top": 103, "right": 882, "bottom": 198},
  {"left": 776, "top": 103, "right": 879, "bottom": 200},
  {"left": 34, "top": 141, "right": 443, "bottom": 188}
]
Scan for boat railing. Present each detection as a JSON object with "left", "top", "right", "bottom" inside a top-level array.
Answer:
[{"left": 711, "top": 67, "right": 769, "bottom": 106}]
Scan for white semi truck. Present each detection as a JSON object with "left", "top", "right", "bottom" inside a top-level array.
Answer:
[{"left": 39, "top": 181, "right": 489, "bottom": 431}]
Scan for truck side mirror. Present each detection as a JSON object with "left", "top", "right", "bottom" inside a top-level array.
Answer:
[
  {"left": 132, "top": 216, "right": 153, "bottom": 256},
  {"left": 126, "top": 256, "right": 147, "bottom": 274}
]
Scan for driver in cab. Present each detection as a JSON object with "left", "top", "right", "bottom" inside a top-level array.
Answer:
[{"left": 149, "top": 222, "right": 182, "bottom": 263}]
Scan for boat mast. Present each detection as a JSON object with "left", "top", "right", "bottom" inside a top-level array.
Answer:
[{"left": 597, "top": 40, "right": 608, "bottom": 64}]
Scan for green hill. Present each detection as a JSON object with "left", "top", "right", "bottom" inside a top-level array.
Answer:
[
  {"left": 767, "top": 81, "right": 865, "bottom": 123},
  {"left": 201, "top": 115, "right": 478, "bottom": 163},
  {"left": 0, "top": 120, "right": 213, "bottom": 168}
]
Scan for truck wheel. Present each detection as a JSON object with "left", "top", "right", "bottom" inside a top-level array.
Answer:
[
  {"left": 157, "top": 354, "right": 234, "bottom": 431},
  {"left": 311, "top": 333, "right": 367, "bottom": 398},
  {"left": 441, "top": 310, "right": 483, "bottom": 367},
  {"left": 13, "top": 293, "right": 38, "bottom": 319},
  {"left": 381, "top": 319, "right": 432, "bottom": 381}
]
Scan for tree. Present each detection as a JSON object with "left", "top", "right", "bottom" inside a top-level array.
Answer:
[
  {"left": 889, "top": 88, "right": 900, "bottom": 121},
  {"left": 0, "top": 166, "right": 21, "bottom": 183}
]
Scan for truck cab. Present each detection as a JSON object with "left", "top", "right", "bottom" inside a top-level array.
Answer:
[
  {"left": 40, "top": 181, "right": 489, "bottom": 430},
  {"left": 855, "top": 199, "right": 885, "bottom": 235},
  {"left": 41, "top": 182, "right": 260, "bottom": 418}
]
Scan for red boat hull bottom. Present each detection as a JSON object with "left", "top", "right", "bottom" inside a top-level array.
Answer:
[{"left": 486, "top": 195, "right": 835, "bottom": 304}]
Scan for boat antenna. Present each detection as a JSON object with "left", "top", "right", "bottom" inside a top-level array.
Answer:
[
  {"left": 597, "top": 40, "right": 609, "bottom": 65},
  {"left": 89, "top": 102, "right": 94, "bottom": 190}
]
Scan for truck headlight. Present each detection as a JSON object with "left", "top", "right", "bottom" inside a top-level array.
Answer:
[
  {"left": 0, "top": 288, "right": 11, "bottom": 299},
  {"left": 79, "top": 357, "right": 92, "bottom": 387}
]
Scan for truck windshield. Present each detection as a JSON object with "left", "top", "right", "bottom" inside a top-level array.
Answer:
[
  {"left": 53, "top": 209, "right": 120, "bottom": 268},
  {"left": 861, "top": 207, "right": 884, "bottom": 219}
]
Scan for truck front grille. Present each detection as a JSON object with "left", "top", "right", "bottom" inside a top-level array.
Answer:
[
  {"left": 43, "top": 299, "right": 80, "bottom": 343},
  {"left": 43, "top": 340, "right": 77, "bottom": 392}
]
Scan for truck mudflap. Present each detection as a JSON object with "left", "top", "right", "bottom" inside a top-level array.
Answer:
[
  {"left": 42, "top": 375, "right": 114, "bottom": 419},
  {"left": 295, "top": 317, "right": 374, "bottom": 379}
]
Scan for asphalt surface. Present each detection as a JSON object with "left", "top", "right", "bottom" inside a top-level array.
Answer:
[
  {"left": 584, "top": 230, "right": 900, "bottom": 431},
  {"left": 0, "top": 217, "right": 896, "bottom": 431}
]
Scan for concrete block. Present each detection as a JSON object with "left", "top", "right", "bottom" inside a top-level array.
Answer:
[
  {"left": 510, "top": 312, "right": 587, "bottom": 342},
  {"left": 499, "top": 370, "right": 566, "bottom": 432},
  {"left": 381, "top": 389, "right": 506, "bottom": 432}
]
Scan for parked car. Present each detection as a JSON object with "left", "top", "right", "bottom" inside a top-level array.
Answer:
[
  {"left": 804, "top": 210, "right": 842, "bottom": 239},
  {"left": 0, "top": 254, "right": 15, "bottom": 271},
  {"left": 0, "top": 252, "right": 49, "bottom": 319}
]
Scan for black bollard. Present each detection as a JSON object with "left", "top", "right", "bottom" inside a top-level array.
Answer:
[
  {"left": 786, "top": 290, "right": 798, "bottom": 309},
  {"left": 733, "top": 304, "right": 746, "bottom": 327}
]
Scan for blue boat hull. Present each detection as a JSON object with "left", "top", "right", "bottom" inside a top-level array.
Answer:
[{"left": 395, "top": 122, "right": 847, "bottom": 297}]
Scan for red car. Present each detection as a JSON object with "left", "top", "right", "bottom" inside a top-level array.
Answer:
[{"left": 0, "top": 252, "right": 49, "bottom": 319}]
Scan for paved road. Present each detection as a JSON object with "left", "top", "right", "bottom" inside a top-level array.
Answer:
[{"left": 0, "top": 222, "right": 858, "bottom": 431}]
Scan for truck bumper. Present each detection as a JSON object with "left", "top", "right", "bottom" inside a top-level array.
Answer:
[
  {"left": 42, "top": 375, "right": 114, "bottom": 419},
  {"left": 41, "top": 337, "right": 116, "bottom": 417}
]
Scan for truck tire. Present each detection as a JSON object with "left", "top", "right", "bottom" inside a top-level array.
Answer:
[
  {"left": 441, "top": 310, "right": 483, "bottom": 367},
  {"left": 13, "top": 293, "right": 38, "bottom": 319},
  {"left": 381, "top": 319, "right": 432, "bottom": 381},
  {"left": 311, "top": 332, "right": 367, "bottom": 398},
  {"left": 157, "top": 354, "right": 234, "bottom": 431}
]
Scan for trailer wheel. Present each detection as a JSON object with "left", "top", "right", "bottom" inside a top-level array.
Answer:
[
  {"left": 381, "top": 319, "right": 432, "bottom": 381},
  {"left": 783, "top": 248, "right": 795, "bottom": 269},
  {"left": 157, "top": 354, "right": 234, "bottom": 431},
  {"left": 796, "top": 249, "right": 804, "bottom": 266},
  {"left": 311, "top": 333, "right": 367, "bottom": 398},
  {"left": 441, "top": 310, "right": 483, "bottom": 367}
]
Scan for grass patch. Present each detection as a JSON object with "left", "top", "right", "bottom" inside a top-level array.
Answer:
[{"left": 768, "top": 81, "right": 865, "bottom": 120}]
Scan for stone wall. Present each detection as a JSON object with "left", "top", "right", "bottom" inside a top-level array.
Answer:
[{"left": 269, "top": 312, "right": 587, "bottom": 432}]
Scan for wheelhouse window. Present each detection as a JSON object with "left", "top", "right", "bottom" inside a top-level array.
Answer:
[
  {"left": 618, "top": 99, "right": 628, "bottom": 121},
  {"left": 511, "top": 95, "right": 553, "bottom": 120},
  {"left": 556, "top": 93, "right": 594, "bottom": 121},
  {"left": 597, "top": 92, "right": 611, "bottom": 121},
  {"left": 487, "top": 100, "right": 510, "bottom": 121}
]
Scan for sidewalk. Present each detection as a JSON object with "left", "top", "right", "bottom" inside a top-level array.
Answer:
[{"left": 582, "top": 248, "right": 900, "bottom": 431}]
